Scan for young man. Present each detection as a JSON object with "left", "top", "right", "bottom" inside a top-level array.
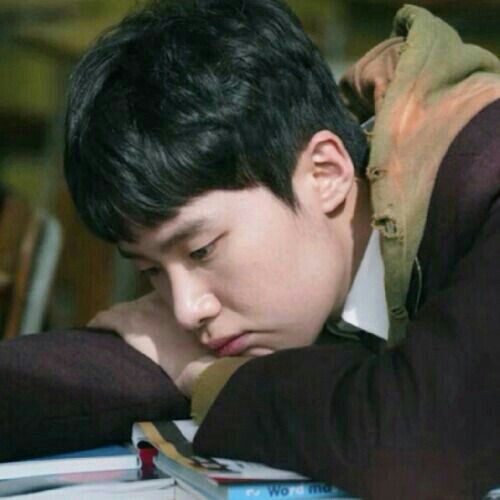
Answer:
[{"left": 30, "top": 0, "right": 500, "bottom": 497}]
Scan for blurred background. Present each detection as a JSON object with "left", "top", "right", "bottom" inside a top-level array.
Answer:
[{"left": 0, "top": 0, "right": 498, "bottom": 336}]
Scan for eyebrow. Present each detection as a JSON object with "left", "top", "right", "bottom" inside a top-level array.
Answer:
[{"left": 117, "top": 218, "right": 210, "bottom": 260}]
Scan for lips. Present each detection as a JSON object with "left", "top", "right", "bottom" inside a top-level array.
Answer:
[{"left": 206, "top": 333, "right": 250, "bottom": 357}]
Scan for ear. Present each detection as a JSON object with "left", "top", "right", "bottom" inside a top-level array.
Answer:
[{"left": 297, "top": 130, "right": 355, "bottom": 214}]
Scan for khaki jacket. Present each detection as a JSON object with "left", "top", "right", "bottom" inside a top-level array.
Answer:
[{"left": 340, "top": 4, "right": 500, "bottom": 346}]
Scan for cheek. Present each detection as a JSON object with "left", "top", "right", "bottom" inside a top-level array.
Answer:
[
  {"left": 150, "top": 274, "right": 173, "bottom": 304},
  {"left": 211, "top": 217, "right": 345, "bottom": 326},
  {"left": 216, "top": 238, "right": 331, "bottom": 321},
  {"left": 269, "top": 235, "right": 346, "bottom": 329},
  {"left": 209, "top": 241, "right": 291, "bottom": 317}
]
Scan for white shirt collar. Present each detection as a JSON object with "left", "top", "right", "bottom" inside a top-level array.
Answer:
[{"left": 338, "top": 230, "right": 389, "bottom": 340}]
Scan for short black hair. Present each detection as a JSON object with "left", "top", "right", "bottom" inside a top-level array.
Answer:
[{"left": 64, "top": 0, "right": 368, "bottom": 243}]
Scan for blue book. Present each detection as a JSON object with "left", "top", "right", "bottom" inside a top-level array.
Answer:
[
  {"left": 0, "top": 445, "right": 140, "bottom": 480},
  {"left": 162, "top": 461, "right": 355, "bottom": 499}
]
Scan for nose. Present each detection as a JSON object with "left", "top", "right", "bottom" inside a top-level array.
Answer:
[{"left": 170, "top": 267, "right": 221, "bottom": 331}]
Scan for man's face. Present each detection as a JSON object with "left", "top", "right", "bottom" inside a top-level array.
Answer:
[{"left": 119, "top": 183, "right": 352, "bottom": 358}]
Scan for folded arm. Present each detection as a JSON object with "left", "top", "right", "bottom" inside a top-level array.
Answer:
[{"left": 89, "top": 290, "right": 212, "bottom": 387}]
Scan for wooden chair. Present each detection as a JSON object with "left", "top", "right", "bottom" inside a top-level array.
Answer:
[{"left": 0, "top": 191, "right": 62, "bottom": 339}]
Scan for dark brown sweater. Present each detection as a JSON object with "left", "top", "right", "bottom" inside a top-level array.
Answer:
[{"left": 0, "top": 102, "right": 497, "bottom": 499}]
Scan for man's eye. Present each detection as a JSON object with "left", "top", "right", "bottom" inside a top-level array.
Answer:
[
  {"left": 189, "top": 241, "right": 216, "bottom": 261},
  {"left": 140, "top": 267, "right": 161, "bottom": 278}
]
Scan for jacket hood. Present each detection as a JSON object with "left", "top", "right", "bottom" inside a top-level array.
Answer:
[{"left": 340, "top": 5, "right": 500, "bottom": 346}]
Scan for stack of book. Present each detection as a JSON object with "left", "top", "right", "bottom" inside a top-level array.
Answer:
[
  {"left": 2, "top": 420, "right": 499, "bottom": 499},
  {"left": 133, "top": 419, "right": 357, "bottom": 499}
]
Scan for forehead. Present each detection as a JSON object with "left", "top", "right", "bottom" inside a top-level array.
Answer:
[
  {"left": 119, "top": 192, "right": 223, "bottom": 256},
  {"left": 118, "top": 187, "right": 297, "bottom": 258},
  {"left": 119, "top": 187, "right": 292, "bottom": 255}
]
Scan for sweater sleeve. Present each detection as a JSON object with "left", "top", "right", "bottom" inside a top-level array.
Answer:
[{"left": 192, "top": 109, "right": 500, "bottom": 499}]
